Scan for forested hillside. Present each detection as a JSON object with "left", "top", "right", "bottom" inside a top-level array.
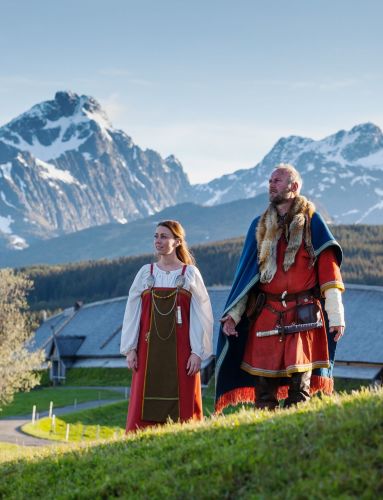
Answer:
[{"left": 24, "top": 225, "right": 383, "bottom": 311}]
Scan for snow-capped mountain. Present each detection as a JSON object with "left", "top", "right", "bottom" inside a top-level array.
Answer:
[
  {"left": 1, "top": 90, "right": 382, "bottom": 257},
  {"left": 0, "top": 91, "right": 191, "bottom": 249},
  {"left": 193, "top": 123, "right": 383, "bottom": 223}
]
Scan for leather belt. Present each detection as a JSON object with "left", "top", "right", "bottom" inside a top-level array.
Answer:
[{"left": 264, "top": 288, "right": 319, "bottom": 304}]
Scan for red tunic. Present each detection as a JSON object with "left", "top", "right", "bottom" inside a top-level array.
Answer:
[
  {"left": 126, "top": 287, "right": 203, "bottom": 432},
  {"left": 241, "top": 239, "right": 343, "bottom": 379}
]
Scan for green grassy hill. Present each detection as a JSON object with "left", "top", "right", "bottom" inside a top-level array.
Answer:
[{"left": 1, "top": 388, "right": 381, "bottom": 499}]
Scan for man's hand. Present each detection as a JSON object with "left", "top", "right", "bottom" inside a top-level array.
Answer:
[
  {"left": 186, "top": 353, "right": 201, "bottom": 376},
  {"left": 330, "top": 325, "right": 345, "bottom": 342},
  {"left": 126, "top": 349, "right": 138, "bottom": 370},
  {"left": 221, "top": 315, "right": 238, "bottom": 337}
]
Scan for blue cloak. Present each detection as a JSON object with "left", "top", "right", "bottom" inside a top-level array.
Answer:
[{"left": 215, "top": 211, "right": 343, "bottom": 411}]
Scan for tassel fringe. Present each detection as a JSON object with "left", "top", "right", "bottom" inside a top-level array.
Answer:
[
  {"left": 215, "top": 387, "right": 255, "bottom": 414},
  {"left": 310, "top": 374, "right": 334, "bottom": 395},
  {"left": 215, "top": 376, "right": 333, "bottom": 413}
]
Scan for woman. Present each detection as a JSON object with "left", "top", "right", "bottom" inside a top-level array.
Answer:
[{"left": 120, "top": 220, "right": 213, "bottom": 432}]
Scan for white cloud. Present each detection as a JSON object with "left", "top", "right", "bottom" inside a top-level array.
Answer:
[{"left": 99, "top": 93, "right": 128, "bottom": 124}]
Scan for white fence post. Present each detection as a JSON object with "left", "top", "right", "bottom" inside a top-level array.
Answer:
[
  {"left": 31, "top": 405, "right": 36, "bottom": 424},
  {"left": 51, "top": 414, "right": 56, "bottom": 433},
  {"left": 49, "top": 401, "right": 53, "bottom": 418}
]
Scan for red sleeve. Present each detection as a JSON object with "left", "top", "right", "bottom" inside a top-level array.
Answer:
[{"left": 317, "top": 247, "right": 345, "bottom": 295}]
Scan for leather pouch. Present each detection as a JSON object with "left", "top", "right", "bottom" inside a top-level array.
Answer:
[
  {"left": 296, "top": 302, "right": 321, "bottom": 324},
  {"left": 246, "top": 290, "right": 266, "bottom": 322}
]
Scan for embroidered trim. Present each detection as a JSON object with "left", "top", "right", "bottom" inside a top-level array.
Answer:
[
  {"left": 314, "top": 240, "right": 341, "bottom": 257},
  {"left": 320, "top": 281, "right": 345, "bottom": 295},
  {"left": 144, "top": 397, "right": 179, "bottom": 401},
  {"left": 240, "top": 360, "right": 330, "bottom": 377}
]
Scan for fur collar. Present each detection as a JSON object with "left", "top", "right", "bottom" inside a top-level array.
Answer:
[{"left": 256, "top": 195, "right": 316, "bottom": 283}]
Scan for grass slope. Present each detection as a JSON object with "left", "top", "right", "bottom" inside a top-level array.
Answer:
[
  {"left": 7, "top": 378, "right": 367, "bottom": 443},
  {"left": 63, "top": 368, "right": 132, "bottom": 387},
  {"left": 21, "top": 401, "right": 127, "bottom": 442},
  {"left": 0, "top": 388, "right": 123, "bottom": 418},
  {"left": 0, "top": 389, "right": 381, "bottom": 499}
]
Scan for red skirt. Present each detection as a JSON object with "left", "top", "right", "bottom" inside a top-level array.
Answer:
[{"left": 126, "top": 287, "right": 203, "bottom": 432}]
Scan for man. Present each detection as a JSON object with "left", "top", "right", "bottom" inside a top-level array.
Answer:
[{"left": 215, "top": 164, "right": 345, "bottom": 411}]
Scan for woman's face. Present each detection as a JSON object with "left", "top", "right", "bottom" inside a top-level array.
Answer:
[{"left": 154, "top": 225, "right": 180, "bottom": 257}]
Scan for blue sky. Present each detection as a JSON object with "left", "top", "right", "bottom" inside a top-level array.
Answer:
[{"left": 0, "top": 0, "right": 382, "bottom": 183}]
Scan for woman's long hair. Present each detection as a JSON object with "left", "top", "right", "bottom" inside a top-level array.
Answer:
[{"left": 156, "top": 220, "right": 195, "bottom": 265}]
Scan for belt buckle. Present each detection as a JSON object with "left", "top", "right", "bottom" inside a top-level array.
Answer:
[{"left": 281, "top": 290, "right": 287, "bottom": 308}]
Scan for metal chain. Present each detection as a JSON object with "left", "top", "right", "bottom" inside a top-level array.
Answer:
[
  {"left": 152, "top": 307, "right": 175, "bottom": 341},
  {"left": 151, "top": 290, "right": 178, "bottom": 316},
  {"left": 152, "top": 289, "right": 177, "bottom": 299}
]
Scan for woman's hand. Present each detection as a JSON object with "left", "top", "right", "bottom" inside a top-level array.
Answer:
[
  {"left": 126, "top": 349, "right": 138, "bottom": 370},
  {"left": 186, "top": 353, "right": 201, "bottom": 376}
]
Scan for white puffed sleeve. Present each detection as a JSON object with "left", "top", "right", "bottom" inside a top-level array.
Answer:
[
  {"left": 120, "top": 265, "right": 147, "bottom": 355},
  {"left": 188, "top": 266, "right": 214, "bottom": 360}
]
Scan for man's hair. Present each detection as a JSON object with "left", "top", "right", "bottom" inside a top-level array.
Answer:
[{"left": 274, "top": 163, "right": 303, "bottom": 193}]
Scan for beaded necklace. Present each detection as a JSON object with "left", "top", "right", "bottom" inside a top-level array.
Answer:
[{"left": 146, "top": 263, "right": 187, "bottom": 341}]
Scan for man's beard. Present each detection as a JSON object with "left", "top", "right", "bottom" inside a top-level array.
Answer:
[{"left": 269, "top": 187, "right": 292, "bottom": 206}]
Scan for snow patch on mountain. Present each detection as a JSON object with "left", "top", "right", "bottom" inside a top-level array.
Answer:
[
  {"left": 0, "top": 163, "right": 13, "bottom": 183},
  {"left": 356, "top": 201, "right": 383, "bottom": 223},
  {"left": 0, "top": 191, "right": 16, "bottom": 208},
  {"left": 0, "top": 215, "right": 13, "bottom": 234},
  {"left": 35, "top": 159, "right": 80, "bottom": 184},
  {"left": 9, "top": 234, "right": 28, "bottom": 250}
]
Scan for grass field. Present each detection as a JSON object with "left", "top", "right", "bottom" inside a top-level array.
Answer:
[
  {"left": 64, "top": 367, "right": 132, "bottom": 387},
  {"left": 38, "top": 367, "right": 132, "bottom": 387},
  {"left": 0, "top": 387, "right": 124, "bottom": 418},
  {"left": 21, "top": 401, "right": 127, "bottom": 442},
  {"left": 19, "top": 392, "right": 214, "bottom": 443},
  {"left": 0, "top": 388, "right": 381, "bottom": 499}
]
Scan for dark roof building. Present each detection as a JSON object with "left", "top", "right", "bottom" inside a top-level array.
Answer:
[{"left": 32, "top": 285, "right": 383, "bottom": 383}]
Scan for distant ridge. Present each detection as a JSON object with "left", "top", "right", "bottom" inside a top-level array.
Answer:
[{"left": 1, "top": 194, "right": 269, "bottom": 267}]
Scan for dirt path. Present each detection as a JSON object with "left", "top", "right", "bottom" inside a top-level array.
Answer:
[{"left": 0, "top": 397, "right": 126, "bottom": 447}]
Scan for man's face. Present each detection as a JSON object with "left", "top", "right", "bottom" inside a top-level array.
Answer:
[{"left": 268, "top": 169, "right": 295, "bottom": 205}]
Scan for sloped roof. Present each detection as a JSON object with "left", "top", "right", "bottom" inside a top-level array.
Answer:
[
  {"left": 31, "top": 307, "right": 76, "bottom": 356},
  {"left": 53, "top": 336, "right": 85, "bottom": 357},
  {"left": 335, "top": 284, "right": 383, "bottom": 364},
  {"left": 32, "top": 284, "right": 383, "bottom": 364},
  {"left": 333, "top": 365, "right": 382, "bottom": 380},
  {"left": 57, "top": 297, "right": 126, "bottom": 357}
]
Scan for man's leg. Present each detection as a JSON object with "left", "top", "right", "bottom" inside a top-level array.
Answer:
[
  {"left": 255, "top": 376, "right": 280, "bottom": 410},
  {"left": 284, "top": 370, "right": 311, "bottom": 407}
]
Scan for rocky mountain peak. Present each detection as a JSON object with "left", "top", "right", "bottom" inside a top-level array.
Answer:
[
  {"left": 0, "top": 91, "right": 191, "bottom": 251},
  {"left": 53, "top": 90, "right": 82, "bottom": 116},
  {"left": 0, "top": 91, "right": 113, "bottom": 162},
  {"left": 349, "top": 122, "right": 382, "bottom": 136}
]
